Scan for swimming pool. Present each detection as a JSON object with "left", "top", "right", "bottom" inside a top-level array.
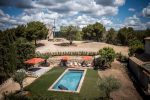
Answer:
[{"left": 48, "top": 68, "right": 87, "bottom": 93}]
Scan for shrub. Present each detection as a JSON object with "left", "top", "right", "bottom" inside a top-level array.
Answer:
[
  {"left": 116, "top": 52, "right": 128, "bottom": 62},
  {"left": 99, "top": 47, "right": 116, "bottom": 68},
  {"left": 3, "top": 92, "right": 29, "bottom": 100},
  {"left": 129, "top": 40, "right": 144, "bottom": 56}
]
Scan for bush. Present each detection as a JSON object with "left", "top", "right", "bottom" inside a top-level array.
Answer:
[
  {"left": 99, "top": 47, "right": 116, "bottom": 68},
  {"left": 129, "top": 40, "right": 144, "bottom": 56},
  {"left": 116, "top": 52, "right": 128, "bottom": 62}
]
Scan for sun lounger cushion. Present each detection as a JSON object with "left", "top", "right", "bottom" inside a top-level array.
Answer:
[{"left": 58, "top": 84, "right": 68, "bottom": 90}]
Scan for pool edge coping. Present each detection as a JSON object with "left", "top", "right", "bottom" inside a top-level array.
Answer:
[{"left": 48, "top": 68, "right": 87, "bottom": 93}]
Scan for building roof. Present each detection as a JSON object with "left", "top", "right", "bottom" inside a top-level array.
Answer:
[{"left": 144, "top": 37, "right": 150, "bottom": 40}]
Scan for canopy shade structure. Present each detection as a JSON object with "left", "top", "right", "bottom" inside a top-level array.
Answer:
[
  {"left": 24, "top": 58, "right": 45, "bottom": 65},
  {"left": 62, "top": 56, "right": 70, "bottom": 61},
  {"left": 82, "top": 56, "right": 92, "bottom": 61}
]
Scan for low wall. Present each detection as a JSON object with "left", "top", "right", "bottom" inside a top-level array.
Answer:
[{"left": 129, "top": 57, "right": 149, "bottom": 93}]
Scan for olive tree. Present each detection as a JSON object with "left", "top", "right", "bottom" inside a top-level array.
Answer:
[
  {"left": 13, "top": 70, "right": 27, "bottom": 93},
  {"left": 98, "top": 76, "right": 121, "bottom": 99}
]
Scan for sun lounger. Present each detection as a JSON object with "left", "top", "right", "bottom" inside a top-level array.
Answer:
[
  {"left": 69, "top": 62, "right": 73, "bottom": 67},
  {"left": 74, "top": 62, "right": 78, "bottom": 66},
  {"left": 87, "top": 64, "right": 91, "bottom": 67}
]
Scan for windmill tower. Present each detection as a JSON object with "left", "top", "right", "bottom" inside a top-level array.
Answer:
[
  {"left": 47, "top": 19, "right": 56, "bottom": 41},
  {"left": 47, "top": 25, "right": 53, "bottom": 41}
]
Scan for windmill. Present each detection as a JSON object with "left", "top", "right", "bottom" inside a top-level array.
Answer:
[
  {"left": 53, "top": 19, "right": 56, "bottom": 37},
  {"left": 47, "top": 19, "right": 56, "bottom": 41}
]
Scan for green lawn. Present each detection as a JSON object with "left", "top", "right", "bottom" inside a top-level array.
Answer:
[{"left": 25, "top": 67, "right": 102, "bottom": 100}]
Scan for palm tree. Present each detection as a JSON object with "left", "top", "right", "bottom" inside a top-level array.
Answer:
[{"left": 98, "top": 76, "right": 121, "bottom": 99}]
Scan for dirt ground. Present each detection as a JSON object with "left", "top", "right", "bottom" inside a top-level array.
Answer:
[
  {"left": 36, "top": 40, "right": 129, "bottom": 56},
  {"left": 98, "top": 61, "right": 142, "bottom": 100}
]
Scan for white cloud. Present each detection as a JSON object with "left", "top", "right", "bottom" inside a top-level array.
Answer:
[
  {"left": 128, "top": 8, "right": 135, "bottom": 12},
  {"left": 0, "top": 9, "right": 5, "bottom": 16},
  {"left": 0, "top": 0, "right": 148, "bottom": 31},
  {"left": 146, "top": 21, "right": 150, "bottom": 29},
  {"left": 142, "top": 3, "right": 150, "bottom": 17},
  {"left": 125, "top": 15, "right": 146, "bottom": 30},
  {"left": 95, "top": 0, "right": 125, "bottom": 6}
]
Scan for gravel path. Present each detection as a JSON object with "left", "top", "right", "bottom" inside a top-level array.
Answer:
[
  {"left": 98, "top": 61, "right": 142, "bottom": 100},
  {"left": 36, "top": 40, "right": 129, "bottom": 56}
]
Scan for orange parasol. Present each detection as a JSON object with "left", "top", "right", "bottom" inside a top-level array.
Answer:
[
  {"left": 24, "top": 58, "right": 45, "bottom": 65},
  {"left": 62, "top": 56, "right": 70, "bottom": 61},
  {"left": 82, "top": 56, "right": 92, "bottom": 61}
]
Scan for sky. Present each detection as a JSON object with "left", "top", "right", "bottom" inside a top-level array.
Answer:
[{"left": 0, "top": 0, "right": 150, "bottom": 30}]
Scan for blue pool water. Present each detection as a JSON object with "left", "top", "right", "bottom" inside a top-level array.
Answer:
[{"left": 53, "top": 70, "right": 84, "bottom": 91}]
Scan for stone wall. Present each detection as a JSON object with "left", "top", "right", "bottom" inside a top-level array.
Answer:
[{"left": 145, "top": 40, "right": 150, "bottom": 55}]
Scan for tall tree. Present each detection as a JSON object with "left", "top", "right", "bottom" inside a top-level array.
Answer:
[
  {"left": 0, "top": 30, "right": 17, "bottom": 78},
  {"left": 117, "top": 27, "right": 135, "bottom": 45},
  {"left": 15, "top": 38, "right": 35, "bottom": 69},
  {"left": 60, "top": 25, "right": 79, "bottom": 45},
  {"left": 15, "top": 25, "right": 26, "bottom": 38},
  {"left": 24, "top": 21, "right": 48, "bottom": 46},
  {"left": 106, "top": 28, "right": 116, "bottom": 44},
  {"left": 82, "top": 22, "right": 105, "bottom": 41}
]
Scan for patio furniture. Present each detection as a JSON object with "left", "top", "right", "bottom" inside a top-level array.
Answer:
[
  {"left": 87, "top": 64, "right": 91, "bottom": 67},
  {"left": 74, "top": 62, "right": 78, "bottom": 66}
]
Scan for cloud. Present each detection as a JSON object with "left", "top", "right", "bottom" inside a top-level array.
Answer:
[
  {"left": 95, "top": 0, "right": 125, "bottom": 6},
  {"left": 0, "top": 0, "right": 35, "bottom": 9},
  {"left": 37, "top": 0, "right": 70, "bottom": 6},
  {"left": 146, "top": 21, "right": 150, "bottom": 29},
  {"left": 0, "top": 0, "right": 125, "bottom": 16},
  {"left": 125, "top": 15, "right": 146, "bottom": 30},
  {"left": 142, "top": 3, "right": 150, "bottom": 17},
  {"left": 0, "top": 9, "right": 5, "bottom": 16},
  {"left": 128, "top": 8, "right": 135, "bottom": 12}
]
